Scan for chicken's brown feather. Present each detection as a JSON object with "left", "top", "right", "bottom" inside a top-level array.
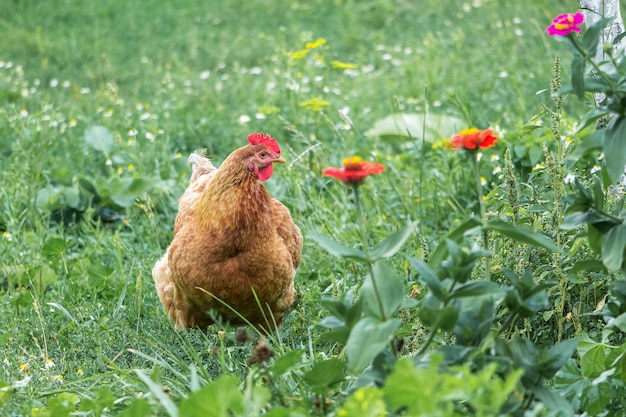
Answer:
[{"left": 152, "top": 143, "right": 301, "bottom": 331}]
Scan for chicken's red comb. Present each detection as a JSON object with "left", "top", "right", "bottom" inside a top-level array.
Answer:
[{"left": 247, "top": 132, "right": 280, "bottom": 154}]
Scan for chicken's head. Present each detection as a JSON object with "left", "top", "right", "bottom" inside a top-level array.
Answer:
[{"left": 246, "top": 133, "right": 285, "bottom": 182}]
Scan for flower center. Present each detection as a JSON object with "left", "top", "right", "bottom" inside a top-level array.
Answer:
[{"left": 343, "top": 156, "right": 363, "bottom": 170}]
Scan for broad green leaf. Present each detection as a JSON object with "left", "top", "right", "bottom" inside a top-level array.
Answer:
[
  {"left": 361, "top": 261, "right": 403, "bottom": 320},
  {"left": 607, "top": 312, "right": 626, "bottom": 333},
  {"left": 531, "top": 386, "right": 574, "bottom": 415},
  {"left": 84, "top": 125, "right": 114, "bottom": 154},
  {"left": 42, "top": 237, "right": 69, "bottom": 258},
  {"left": 134, "top": 369, "right": 178, "bottom": 417},
  {"left": 449, "top": 280, "right": 505, "bottom": 299},
  {"left": 365, "top": 112, "right": 464, "bottom": 144},
  {"left": 578, "top": 334, "right": 610, "bottom": 378},
  {"left": 302, "top": 358, "right": 346, "bottom": 393},
  {"left": 429, "top": 217, "right": 482, "bottom": 267},
  {"left": 407, "top": 256, "right": 445, "bottom": 300},
  {"left": 0, "top": 382, "right": 9, "bottom": 408},
  {"left": 566, "top": 129, "right": 604, "bottom": 167},
  {"left": 581, "top": 17, "right": 614, "bottom": 55},
  {"left": 110, "top": 177, "right": 152, "bottom": 208},
  {"left": 119, "top": 398, "right": 152, "bottom": 417},
  {"left": 370, "top": 223, "right": 413, "bottom": 259},
  {"left": 601, "top": 223, "right": 626, "bottom": 270},
  {"left": 418, "top": 302, "right": 458, "bottom": 330},
  {"left": 179, "top": 374, "right": 243, "bottom": 417},
  {"left": 78, "top": 387, "right": 115, "bottom": 415},
  {"left": 543, "top": 338, "right": 579, "bottom": 379},
  {"left": 571, "top": 55, "right": 586, "bottom": 99},
  {"left": 307, "top": 231, "right": 368, "bottom": 260},
  {"left": 604, "top": 116, "right": 626, "bottom": 184},
  {"left": 337, "top": 387, "right": 386, "bottom": 417},
  {"left": 554, "top": 360, "right": 590, "bottom": 411},
  {"left": 485, "top": 219, "right": 560, "bottom": 252},
  {"left": 269, "top": 349, "right": 304, "bottom": 377},
  {"left": 346, "top": 317, "right": 400, "bottom": 374}
]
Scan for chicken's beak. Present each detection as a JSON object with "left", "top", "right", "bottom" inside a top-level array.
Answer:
[{"left": 274, "top": 155, "right": 286, "bottom": 164}]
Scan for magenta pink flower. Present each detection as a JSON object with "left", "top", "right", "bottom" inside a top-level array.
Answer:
[{"left": 546, "top": 12, "right": 584, "bottom": 36}]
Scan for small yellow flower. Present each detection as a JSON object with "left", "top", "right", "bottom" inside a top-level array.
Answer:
[
  {"left": 480, "top": 176, "right": 487, "bottom": 186},
  {"left": 76, "top": 369, "right": 84, "bottom": 376},
  {"left": 305, "top": 38, "right": 327, "bottom": 49},
  {"left": 331, "top": 61, "right": 357, "bottom": 70},
  {"left": 290, "top": 49, "right": 309, "bottom": 59},
  {"left": 300, "top": 98, "right": 330, "bottom": 112},
  {"left": 45, "top": 359, "right": 55, "bottom": 369},
  {"left": 69, "top": 119, "right": 77, "bottom": 127},
  {"left": 127, "top": 163, "right": 135, "bottom": 171},
  {"left": 19, "top": 363, "right": 30, "bottom": 373},
  {"left": 176, "top": 152, "right": 182, "bottom": 158}
]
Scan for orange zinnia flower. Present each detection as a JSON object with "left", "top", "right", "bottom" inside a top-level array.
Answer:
[
  {"left": 323, "top": 156, "right": 385, "bottom": 184},
  {"left": 448, "top": 128, "right": 498, "bottom": 150}
]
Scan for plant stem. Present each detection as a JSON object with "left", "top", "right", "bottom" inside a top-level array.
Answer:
[
  {"left": 471, "top": 153, "right": 491, "bottom": 281},
  {"left": 352, "top": 185, "right": 387, "bottom": 321}
]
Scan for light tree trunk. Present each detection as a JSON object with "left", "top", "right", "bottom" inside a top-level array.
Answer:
[
  {"left": 580, "top": 0, "right": 626, "bottom": 187},
  {"left": 580, "top": 0, "right": 625, "bottom": 105}
]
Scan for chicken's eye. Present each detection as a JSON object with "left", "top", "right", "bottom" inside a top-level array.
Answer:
[{"left": 259, "top": 152, "right": 268, "bottom": 159}]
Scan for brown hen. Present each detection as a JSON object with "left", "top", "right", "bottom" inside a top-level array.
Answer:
[{"left": 152, "top": 133, "right": 302, "bottom": 331}]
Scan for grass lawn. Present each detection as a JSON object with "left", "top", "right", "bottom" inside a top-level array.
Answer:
[{"left": 1, "top": 0, "right": 625, "bottom": 415}]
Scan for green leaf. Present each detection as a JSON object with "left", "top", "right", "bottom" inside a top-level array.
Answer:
[
  {"left": 531, "top": 385, "right": 574, "bottom": 415},
  {"left": 365, "top": 112, "right": 464, "bottom": 144},
  {"left": 84, "top": 125, "right": 114, "bottom": 154},
  {"left": 302, "top": 358, "right": 346, "bottom": 393},
  {"left": 407, "top": 256, "right": 445, "bottom": 300},
  {"left": 179, "top": 374, "right": 243, "bottom": 417},
  {"left": 571, "top": 55, "right": 586, "bottom": 99},
  {"left": 418, "top": 303, "right": 458, "bottom": 330},
  {"left": 606, "top": 312, "right": 626, "bottom": 332},
  {"left": 370, "top": 223, "right": 413, "bottom": 259},
  {"left": 578, "top": 334, "right": 610, "bottom": 378},
  {"left": 346, "top": 317, "right": 400, "bottom": 374},
  {"left": 581, "top": 17, "right": 614, "bottom": 55},
  {"left": 109, "top": 177, "right": 152, "bottom": 208},
  {"left": 361, "top": 261, "right": 404, "bottom": 320},
  {"left": 134, "top": 369, "right": 178, "bottom": 417},
  {"left": 566, "top": 129, "right": 604, "bottom": 168},
  {"left": 119, "top": 398, "right": 152, "bottom": 417},
  {"left": 603, "top": 116, "right": 626, "bottom": 184},
  {"left": 429, "top": 217, "right": 482, "bottom": 267},
  {"left": 337, "top": 387, "right": 386, "bottom": 417},
  {"left": 269, "top": 349, "right": 304, "bottom": 377},
  {"left": 449, "top": 280, "right": 505, "bottom": 299},
  {"left": 554, "top": 360, "right": 589, "bottom": 411},
  {"left": 307, "top": 231, "right": 368, "bottom": 260},
  {"left": 485, "top": 219, "right": 560, "bottom": 252},
  {"left": 601, "top": 223, "right": 626, "bottom": 270},
  {"left": 41, "top": 237, "right": 70, "bottom": 259}
]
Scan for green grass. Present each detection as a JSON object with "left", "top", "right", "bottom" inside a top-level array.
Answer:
[{"left": 1, "top": 0, "right": 624, "bottom": 415}]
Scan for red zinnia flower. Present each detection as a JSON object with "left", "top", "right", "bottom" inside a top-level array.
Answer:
[
  {"left": 448, "top": 128, "right": 498, "bottom": 150},
  {"left": 323, "top": 156, "right": 385, "bottom": 184},
  {"left": 546, "top": 12, "right": 584, "bottom": 37}
]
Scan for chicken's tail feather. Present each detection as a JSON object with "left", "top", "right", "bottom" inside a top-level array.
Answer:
[{"left": 188, "top": 149, "right": 216, "bottom": 183}]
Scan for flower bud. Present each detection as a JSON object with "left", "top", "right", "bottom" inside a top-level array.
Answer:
[{"left": 602, "top": 42, "right": 614, "bottom": 55}]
